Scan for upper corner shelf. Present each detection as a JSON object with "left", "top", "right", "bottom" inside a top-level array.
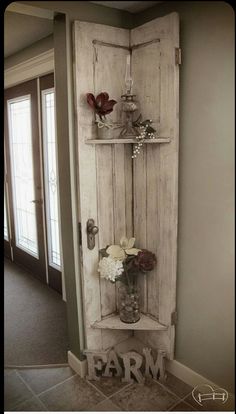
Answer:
[
  {"left": 85, "top": 138, "right": 171, "bottom": 145},
  {"left": 91, "top": 313, "right": 167, "bottom": 331}
]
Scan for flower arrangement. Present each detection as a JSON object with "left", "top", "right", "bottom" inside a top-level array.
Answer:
[
  {"left": 98, "top": 236, "right": 157, "bottom": 292},
  {"left": 86, "top": 92, "right": 118, "bottom": 131},
  {"left": 131, "top": 116, "right": 156, "bottom": 159}
]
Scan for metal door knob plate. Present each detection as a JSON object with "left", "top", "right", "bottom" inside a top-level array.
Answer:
[{"left": 86, "top": 219, "right": 99, "bottom": 249}]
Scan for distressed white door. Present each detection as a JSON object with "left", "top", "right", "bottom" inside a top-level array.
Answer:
[{"left": 73, "top": 13, "right": 179, "bottom": 358}]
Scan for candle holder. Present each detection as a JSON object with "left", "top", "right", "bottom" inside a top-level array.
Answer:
[{"left": 119, "top": 93, "right": 140, "bottom": 138}]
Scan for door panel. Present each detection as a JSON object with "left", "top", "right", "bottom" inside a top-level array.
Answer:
[
  {"left": 74, "top": 13, "right": 179, "bottom": 358},
  {"left": 4, "top": 80, "right": 46, "bottom": 282}
]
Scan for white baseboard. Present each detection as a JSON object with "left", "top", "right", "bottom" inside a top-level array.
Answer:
[{"left": 68, "top": 351, "right": 88, "bottom": 378}]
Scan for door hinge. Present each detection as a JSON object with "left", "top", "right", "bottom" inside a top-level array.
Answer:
[
  {"left": 175, "top": 47, "right": 181, "bottom": 65},
  {"left": 171, "top": 311, "right": 178, "bottom": 325},
  {"left": 78, "top": 222, "right": 82, "bottom": 246}
]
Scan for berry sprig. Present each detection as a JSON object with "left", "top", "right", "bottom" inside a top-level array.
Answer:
[{"left": 131, "top": 119, "right": 156, "bottom": 159}]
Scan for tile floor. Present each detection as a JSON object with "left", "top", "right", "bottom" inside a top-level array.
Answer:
[{"left": 4, "top": 366, "right": 235, "bottom": 412}]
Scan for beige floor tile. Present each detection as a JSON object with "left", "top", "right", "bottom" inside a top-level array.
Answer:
[
  {"left": 39, "top": 374, "right": 105, "bottom": 411},
  {"left": 14, "top": 396, "right": 46, "bottom": 411},
  {"left": 170, "top": 400, "right": 196, "bottom": 411},
  {"left": 18, "top": 366, "right": 75, "bottom": 394},
  {"left": 4, "top": 370, "right": 34, "bottom": 411},
  {"left": 90, "top": 398, "right": 121, "bottom": 411},
  {"left": 89, "top": 376, "right": 130, "bottom": 397},
  {"left": 158, "top": 372, "right": 192, "bottom": 398},
  {"left": 111, "top": 378, "right": 179, "bottom": 411}
]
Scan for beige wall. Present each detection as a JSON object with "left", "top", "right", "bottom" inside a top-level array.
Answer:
[{"left": 135, "top": 1, "right": 234, "bottom": 392}]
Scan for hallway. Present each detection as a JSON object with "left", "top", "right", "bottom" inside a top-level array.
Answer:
[{"left": 4, "top": 259, "right": 69, "bottom": 366}]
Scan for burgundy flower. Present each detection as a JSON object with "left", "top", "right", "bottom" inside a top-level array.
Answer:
[
  {"left": 134, "top": 250, "right": 157, "bottom": 272},
  {"left": 86, "top": 92, "right": 117, "bottom": 120}
]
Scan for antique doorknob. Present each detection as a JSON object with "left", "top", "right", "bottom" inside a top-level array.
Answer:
[{"left": 86, "top": 219, "right": 99, "bottom": 249}]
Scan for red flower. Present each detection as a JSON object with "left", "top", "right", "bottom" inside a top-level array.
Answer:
[
  {"left": 134, "top": 250, "right": 157, "bottom": 272},
  {"left": 86, "top": 92, "right": 117, "bottom": 120}
]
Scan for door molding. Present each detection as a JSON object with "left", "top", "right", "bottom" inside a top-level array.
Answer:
[{"left": 4, "top": 49, "right": 54, "bottom": 89}]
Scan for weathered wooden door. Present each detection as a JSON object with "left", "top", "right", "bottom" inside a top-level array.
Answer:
[{"left": 73, "top": 13, "right": 179, "bottom": 358}]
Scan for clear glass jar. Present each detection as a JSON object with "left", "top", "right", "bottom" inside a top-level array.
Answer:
[{"left": 118, "top": 285, "right": 140, "bottom": 323}]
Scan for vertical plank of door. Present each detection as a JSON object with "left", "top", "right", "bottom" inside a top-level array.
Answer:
[
  {"left": 133, "top": 149, "right": 147, "bottom": 312},
  {"left": 146, "top": 145, "right": 160, "bottom": 319},
  {"left": 96, "top": 145, "right": 116, "bottom": 316},
  {"left": 132, "top": 42, "right": 162, "bottom": 315},
  {"left": 73, "top": 22, "right": 103, "bottom": 349},
  {"left": 124, "top": 144, "right": 133, "bottom": 237},
  {"left": 113, "top": 144, "right": 133, "bottom": 311}
]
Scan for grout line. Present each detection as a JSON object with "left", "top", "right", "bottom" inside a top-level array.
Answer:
[
  {"left": 86, "top": 378, "right": 133, "bottom": 401},
  {"left": 13, "top": 395, "right": 49, "bottom": 412},
  {"left": 107, "top": 381, "right": 133, "bottom": 399},
  {"left": 93, "top": 398, "right": 121, "bottom": 411},
  {"left": 15, "top": 370, "right": 49, "bottom": 411},
  {"left": 153, "top": 375, "right": 193, "bottom": 401},
  {"left": 85, "top": 379, "right": 108, "bottom": 399},
  {"left": 152, "top": 377, "right": 185, "bottom": 400},
  {"left": 37, "top": 373, "right": 78, "bottom": 397},
  {"left": 167, "top": 390, "right": 197, "bottom": 412}
]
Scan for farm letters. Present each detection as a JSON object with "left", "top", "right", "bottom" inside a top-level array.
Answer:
[{"left": 84, "top": 348, "right": 166, "bottom": 383}]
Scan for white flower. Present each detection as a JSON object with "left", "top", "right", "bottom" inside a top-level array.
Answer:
[
  {"left": 106, "top": 237, "right": 141, "bottom": 260},
  {"left": 98, "top": 257, "right": 124, "bottom": 282}
]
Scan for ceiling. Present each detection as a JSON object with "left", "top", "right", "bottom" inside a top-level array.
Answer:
[
  {"left": 4, "top": 1, "right": 163, "bottom": 58},
  {"left": 4, "top": 11, "right": 53, "bottom": 58},
  {"left": 89, "top": 1, "right": 162, "bottom": 13}
]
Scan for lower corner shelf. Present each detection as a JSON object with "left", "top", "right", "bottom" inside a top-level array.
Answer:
[{"left": 91, "top": 313, "right": 167, "bottom": 331}]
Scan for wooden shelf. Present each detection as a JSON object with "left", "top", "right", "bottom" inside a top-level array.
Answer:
[
  {"left": 91, "top": 313, "right": 167, "bottom": 331},
  {"left": 85, "top": 138, "right": 171, "bottom": 145}
]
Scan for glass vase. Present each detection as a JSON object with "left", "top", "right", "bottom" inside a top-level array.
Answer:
[{"left": 118, "top": 285, "right": 140, "bottom": 323}]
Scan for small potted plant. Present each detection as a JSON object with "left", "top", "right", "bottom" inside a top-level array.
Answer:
[
  {"left": 86, "top": 92, "right": 121, "bottom": 139},
  {"left": 98, "top": 236, "right": 157, "bottom": 323}
]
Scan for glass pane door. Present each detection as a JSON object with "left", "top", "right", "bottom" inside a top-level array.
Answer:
[
  {"left": 4, "top": 190, "right": 9, "bottom": 241},
  {"left": 7, "top": 96, "right": 39, "bottom": 257},
  {"left": 4, "top": 79, "right": 46, "bottom": 282},
  {"left": 42, "top": 88, "right": 61, "bottom": 269}
]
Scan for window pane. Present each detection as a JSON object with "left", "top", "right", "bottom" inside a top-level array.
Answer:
[
  {"left": 42, "top": 90, "right": 61, "bottom": 269},
  {"left": 4, "top": 190, "right": 9, "bottom": 240},
  {"left": 8, "top": 97, "right": 38, "bottom": 257}
]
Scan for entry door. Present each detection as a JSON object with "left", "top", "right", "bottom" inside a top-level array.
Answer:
[
  {"left": 4, "top": 79, "right": 47, "bottom": 282},
  {"left": 4, "top": 76, "right": 62, "bottom": 294}
]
